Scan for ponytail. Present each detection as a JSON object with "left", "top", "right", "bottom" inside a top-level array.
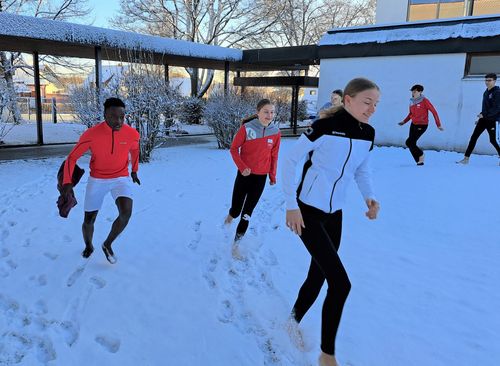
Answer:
[{"left": 241, "top": 114, "right": 258, "bottom": 125}]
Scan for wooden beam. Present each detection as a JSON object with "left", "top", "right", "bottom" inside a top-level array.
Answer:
[{"left": 233, "top": 76, "right": 318, "bottom": 87}]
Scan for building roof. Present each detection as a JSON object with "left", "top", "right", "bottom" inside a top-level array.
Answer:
[
  {"left": 319, "top": 15, "right": 500, "bottom": 58},
  {"left": 0, "top": 12, "right": 242, "bottom": 70}
]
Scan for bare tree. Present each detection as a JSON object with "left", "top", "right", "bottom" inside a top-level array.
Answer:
[
  {"left": 0, "top": 0, "right": 91, "bottom": 123},
  {"left": 112, "top": 0, "right": 278, "bottom": 97},
  {"left": 249, "top": 0, "right": 375, "bottom": 49}
]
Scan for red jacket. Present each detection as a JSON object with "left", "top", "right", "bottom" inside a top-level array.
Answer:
[
  {"left": 403, "top": 97, "right": 441, "bottom": 127},
  {"left": 63, "top": 121, "right": 140, "bottom": 185},
  {"left": 230, "top": 119, "right": 281, "bottom": 183}
]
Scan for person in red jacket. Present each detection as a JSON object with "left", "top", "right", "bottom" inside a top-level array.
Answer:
[
  {"left": 398, "top": 84, "right": 444, "bottom": 165},
  {"left": 225, "top": 99, "right": 281, "bottom": 258},
  {"left": 61, "top": 98, "right": 141, "bottom": 263}
]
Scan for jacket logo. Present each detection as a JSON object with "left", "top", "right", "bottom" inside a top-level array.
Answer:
[
  {"left": 331, "top": 131, "right": 346, "bottom": 136},
  {"left": 246, "top": 127, "right": 257, "bottom": 140},
  {"left": 120, "top": 141, "right": 127, "bottom": 145}
]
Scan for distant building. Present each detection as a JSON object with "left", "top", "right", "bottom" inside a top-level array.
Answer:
[{"left": 317, "top": 0, "right": 500, "bottom": 154}]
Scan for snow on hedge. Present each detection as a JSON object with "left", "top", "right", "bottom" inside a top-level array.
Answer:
[
  {"left": 0, "top": 13, "right": 242, "bottom": 61},
  {"left": 319, "top": 15, "right": 500, "bottom": 46}
]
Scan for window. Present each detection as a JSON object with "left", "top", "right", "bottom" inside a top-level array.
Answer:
[
  {"left": 466, "top": 53, "right": 500, "bottom": 76},
  {"left": 472, "top": 0, "right": 500, "bottom": 15},
  {"left": 407, "top": 0, "right": 500, "bottom": 20}
]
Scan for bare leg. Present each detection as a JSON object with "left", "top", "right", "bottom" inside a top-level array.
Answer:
[
  {"left": 102, "top": 197, "right": 132, "bottom": 263},
  {"left": 319, "top": 352, "right": 339, "bottom": 366},
  {"left": 82, "top": 211, "right": 98, "bottom": 258}
]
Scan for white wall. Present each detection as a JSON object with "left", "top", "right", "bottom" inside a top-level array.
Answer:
[
  {"left": 318, "top": 54, "right": 496, "bottom": 155},
  {"left": 376, "top": 0, "right": 408, "bottom": 24}
]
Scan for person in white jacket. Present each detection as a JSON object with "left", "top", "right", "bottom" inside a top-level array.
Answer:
[{"left": 282, "top": 78, "right": 381, "bottom": 366}]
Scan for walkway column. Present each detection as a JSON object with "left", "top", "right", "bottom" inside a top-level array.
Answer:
[
  {"left": 33, "top": 51, "right": 43, "bottom": 145},
  {"left": 224, "top": 61, "right": 230, "bottom": 95},
  {"left": 164, "top": 63, "right": 170, "bottom": 84},
  {"left": 94, "top": 46, "right": 102, "bottom": 107},
  {"left": 291, "top": 84, "right": 299, "bottom": 135}
]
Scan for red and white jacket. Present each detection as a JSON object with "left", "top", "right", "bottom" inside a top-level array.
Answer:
[
  {"left": 403, "top": 96, "right": 441, "bottom": 127},
  {"left": 230, "top": 119, "right": 281, "bottom": 183},
  {"left": 63, "top": 121, "right": 140, "bottom": 185}
]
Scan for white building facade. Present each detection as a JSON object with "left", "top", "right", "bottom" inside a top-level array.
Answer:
[{"left": 318, "top": 0, "right": 500, "bottom": 154}]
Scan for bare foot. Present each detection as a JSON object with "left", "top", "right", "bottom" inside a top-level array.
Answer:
[
  {"left": 318, "top": 352, "right": 339, "bottom": 366},
  {"left": 224, "top": 215, "right": 233, "bottom": 224},
  {"left": 285, "top": 317, "right": 305, "bottom": 351},
  {"left": 231, "top": 242, "right": 244, "bottom": 261}
]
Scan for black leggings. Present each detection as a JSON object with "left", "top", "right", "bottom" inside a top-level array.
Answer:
[
  {"left": 292, "top": 201, "right": 350, "bottom": 356},
  {"left": 465, "top": 118, "right": 500, "bottom": 157},
  {"left": 228, "top": 171, "right": 267, "bottom": 238},
  {"left": 405, "top": 123, "right": 428, "bottom": 162}
]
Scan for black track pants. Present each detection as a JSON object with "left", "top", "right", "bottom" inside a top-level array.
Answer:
[
  {"left": 292, "top": 201, "right": 350, "bottom": 356},
  {"left": 465, "top": 118, "right": 500, "bottom": 157},
  {"left": 228, "top": 172, "right": 267, "bottom": 237},
  {"left": 405, "top": 123, "right": 428, "bottom": 162}
]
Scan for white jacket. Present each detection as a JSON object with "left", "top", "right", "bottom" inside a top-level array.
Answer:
[{"left": 282, "top": 108, "right": 376, "bottom": 213}]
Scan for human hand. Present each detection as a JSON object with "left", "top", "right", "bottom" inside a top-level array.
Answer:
[
  {"left": 398, "top": 121, "right": 405, "bottom": 126},
  {"left": 438, "top": 126, "right": 444, "bottom": 131},
  {"left": 131, "top": 172, "right": 141, "bottom": 185},
  {"left": 286, "top": 209, "right": 305, "bottom": 236},
  {"left": 365, "top": 199, "right": 380, "bottom": 220},
  {"left": 242, "top": 168, "right": 251, "bottom": 176}
]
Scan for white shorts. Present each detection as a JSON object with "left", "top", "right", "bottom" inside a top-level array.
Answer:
[{"left": 84, "top": 176, "right": 133, "bottom": 212}]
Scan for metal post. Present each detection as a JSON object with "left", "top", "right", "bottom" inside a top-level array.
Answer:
[
  {"left": 33, "top": 51, "right": 44, "bottom": 145},
  {"left": 291, "top": 85, "right": 299, "bottom": 135},
  {"left": 224, "top": 61, "right": 230, "bottom": 95},
  {"left": 52, "top": 97, "right": 57, "bottom": 123},
  {"left": 164, "top": 63, "right": 170, "bottom": 84},
  {"left": 95, "top": 46, "right": 102, "bottom": 108}
]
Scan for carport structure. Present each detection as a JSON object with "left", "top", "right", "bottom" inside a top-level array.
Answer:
[{"left": 0, "top": 12, "right": 319, "bottom": 146}]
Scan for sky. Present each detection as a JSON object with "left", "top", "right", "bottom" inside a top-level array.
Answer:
[{"left": 88, "top": 0, "right": 121, "bottom": 28}]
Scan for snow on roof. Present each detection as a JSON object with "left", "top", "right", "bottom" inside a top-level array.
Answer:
[
  {"left": 319, "top": 15, "right": 500, "bottom": 46},
  {"left": 0, "top": 12, "right": 242, "bottom": 62}
]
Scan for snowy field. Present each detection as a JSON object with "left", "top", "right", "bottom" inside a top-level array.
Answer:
[{"left": 0, "top": 139, "right": 499, "bottom": 366}]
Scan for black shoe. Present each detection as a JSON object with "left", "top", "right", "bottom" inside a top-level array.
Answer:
[
  {"left": 102, "top": 244, "right": 117, "bottom": 264},
  {"left": 417, "top": 162, "right": 424, "bottom": 166},
  {"left": 81, "top": 246, "right": 94, "bottom": 258}
]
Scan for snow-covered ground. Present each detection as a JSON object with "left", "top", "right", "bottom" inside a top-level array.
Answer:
[{"left": 0, "top": 139, "right": 499, "bottom": 366}]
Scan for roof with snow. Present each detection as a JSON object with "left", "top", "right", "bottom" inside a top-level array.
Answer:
[
  {"left": 318, "top": 15, "right": 500, "bottom": 58},
  {"left": 0, "top": 12, "right": 242, "bottom": 70}
]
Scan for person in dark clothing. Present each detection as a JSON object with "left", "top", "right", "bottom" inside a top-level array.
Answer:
[
  {"left": 225, "top": 99, "right": 281, "bottom": 259},
  {"left": 282, "top": 78, "right": 380, "bottom": 366},
  {"left": 398, "top": 84, "right": 444, "bottom": 165},
  {"left": 457, "top": 73, "right": 500, "bottom": 165}
]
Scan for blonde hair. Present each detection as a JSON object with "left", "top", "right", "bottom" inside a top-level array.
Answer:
[{"left": 320, "top": 78, "right": 380, "bottom": 119}]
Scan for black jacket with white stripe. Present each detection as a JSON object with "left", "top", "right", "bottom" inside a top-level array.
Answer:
[{"left": 282, "top": 108, "right": 376, "bottom": 213}]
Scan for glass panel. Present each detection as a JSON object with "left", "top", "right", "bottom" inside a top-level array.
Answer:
[
  {"left": 472, "top": 0, "right": 500, "bottom": 15},
  {"left": 468, "top": 55, "right": 500, "bottom": 76},
  {"left": 439, "top": 1, "right": 466, "bottom": 18},
  {"left": 408, "top": 3, "right": 439, "bottom": 20}
]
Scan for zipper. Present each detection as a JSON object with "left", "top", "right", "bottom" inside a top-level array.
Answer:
[
  {"left": 329, "top": 139, "right": 352, "bottom": 213},
  {"left": 262, "top": 126, "right": 266, "bottom": 138},
  {"left": 111, "top": 130, "right": 115, "bottom": 154}
]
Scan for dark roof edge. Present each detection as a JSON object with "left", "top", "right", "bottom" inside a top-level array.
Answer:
[{"left": 327, "top": 14, "right": 500, "bottom": 35}]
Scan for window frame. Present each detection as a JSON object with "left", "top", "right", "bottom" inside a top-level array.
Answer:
[
  {"left": 464, "top": 52, "right": 500, "bottom": 78},
  {"left": 406, "top": 0, "right": 499, "bottom": 20}
]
